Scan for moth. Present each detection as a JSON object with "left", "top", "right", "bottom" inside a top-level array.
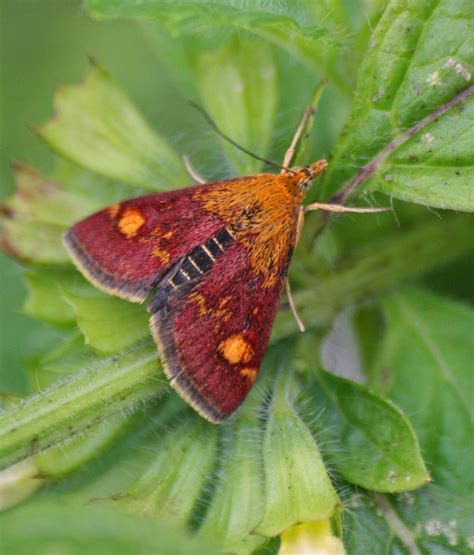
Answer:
[{"left": 64, "top": 107, "right": 383, "bottom": 423}]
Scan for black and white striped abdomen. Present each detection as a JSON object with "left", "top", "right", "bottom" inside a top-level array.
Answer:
[{"left": 147, "top": 227, "right": 234, "bottom": 314}]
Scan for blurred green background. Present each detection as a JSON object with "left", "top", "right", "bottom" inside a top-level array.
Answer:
[{"left": 0, "top": 0, "right": 188, "bottom": 393}]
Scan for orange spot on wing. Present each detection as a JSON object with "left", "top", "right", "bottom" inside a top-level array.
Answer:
[
  {"left": 191, "top": 293, "right": 232, "bottom": 321},
  {"left": 151, "top": 245, "right": 170, "bottom": 264},
  {"left": 108, "top": 203, "right": 120, "bottom": 218},
  {"left": 118, "top": 207, "right": 146, "bottom": 238},
  {"left": 190, "top": 293, "right": 211, "bottom": 317},
  {"left": 219, "top": 296, "right": 232, "bottom": 308},
  {"left": 219, "top": 334, "right": 254, "bottom": 364},
  {"left": 240, "top": 368, "right": 257, "bottom": 382}
]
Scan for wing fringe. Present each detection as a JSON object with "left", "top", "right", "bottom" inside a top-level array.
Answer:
[
  {"left": 149, "top": 311, "right": 227, "bottom": 423},
  {"left": 64, "top": 229, "right": 153, "bottom": 303}
]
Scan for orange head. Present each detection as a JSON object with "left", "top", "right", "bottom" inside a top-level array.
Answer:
[{"left": 287, "top": 160, "right": 328, "bottom": 192}]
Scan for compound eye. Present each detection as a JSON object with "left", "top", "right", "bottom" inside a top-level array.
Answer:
[{"left": 299, "top": 180, "right": 312, "bottom": 192}]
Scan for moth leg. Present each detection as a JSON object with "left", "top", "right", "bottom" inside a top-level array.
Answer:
[
  {"left": 295, "top": 208, "right": 305, "bottom": 246},
  {"left": 281, "top": 106, "right": 315, "bottom": 171},
  {"left": 182, "top": 155, "right": 206, "bottom": 184},
  {"left": 286, "top": 279, "right": 305, "bottom": 333},
  {"left": 304, "top": 202, "right": 391, "bottom": 214}
]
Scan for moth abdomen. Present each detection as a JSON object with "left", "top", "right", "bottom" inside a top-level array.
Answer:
[{"left": 147, "top": 227, "right": 235, "bottom": 315}]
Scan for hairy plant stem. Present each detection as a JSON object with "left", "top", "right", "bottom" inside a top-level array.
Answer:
[{"left": 0, "top": 343, "right": 165, "bottom": 470}]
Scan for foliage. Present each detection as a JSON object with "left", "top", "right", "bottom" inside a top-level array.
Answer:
[{"left": 0, "top": 0, "right": 473, "bottom": 553}]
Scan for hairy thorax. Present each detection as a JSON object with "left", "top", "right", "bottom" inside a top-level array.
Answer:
[{"left": 194, "top": 173, "right": 304, "bottom": 287}]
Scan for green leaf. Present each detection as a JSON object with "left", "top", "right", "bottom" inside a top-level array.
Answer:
[
  {"left": 0, "top": 220, "right": 68, "bottom": 264},
  {"left": 197, "top": 396, "right": 265, "bottom": 552},
  {"left": 0, "top": 163, "right": 107, "bottom": 264},
  {"left": 24, "top": 269, "right": 78, "bottom": 325},
  {"left": 323, "top": 0, "right": 474, "bottom": 211},
  {"left": 38, "top": 63, "right": 188, "bottom": 190},
  {"left": 392, "top": 486, "right": 474, "bottom": 553},
  {"left": 194, "top": 38, "right": 277, "bottom": 175},
  {"left": 0, "top": 342, "right": 165, "bottom": 469},
  {"left": 344, "top": 486, "right": 474, "bottom": 554},
  {"left": 26, "top": 333, "right": 97, "bottom": 391},
  {"left": 311, "top": 369, "right": 430, "bottom": 493},
  {"left": 87, "top": 0, "right": 334, "bottom": 72},
  {"left": 1, "top": 501, "right": 219, "bottom": 555},
  {"left": 117, "top": 417, "right": 218, "bottom": 526},
  {"left": 4, "top": 164, "right": 101, "bottom": 227},
  {"left": 252, "top": 537, "right": 281, "bottom": 555},
  {"left": 36, "top": 414, "right": 133, "bottom": 478},
  {"left": 255, "top": 362, "right": 341, "bottom": 537},
  {"left": 41, "top": 398, "right": 192, "bottom": 503},
  {"left": 372, "top": 287, "right": 474, "bottom": 497},
  {"left": 64, "top": 289, "right": 149, "bottom": 353},
  {"left": 51, "top": 157, "right": 140, "bottom": 208}
]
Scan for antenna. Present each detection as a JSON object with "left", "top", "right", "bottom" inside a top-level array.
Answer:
[{"left": 189, "top": 102, "right": 292, "bottom": 174}]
